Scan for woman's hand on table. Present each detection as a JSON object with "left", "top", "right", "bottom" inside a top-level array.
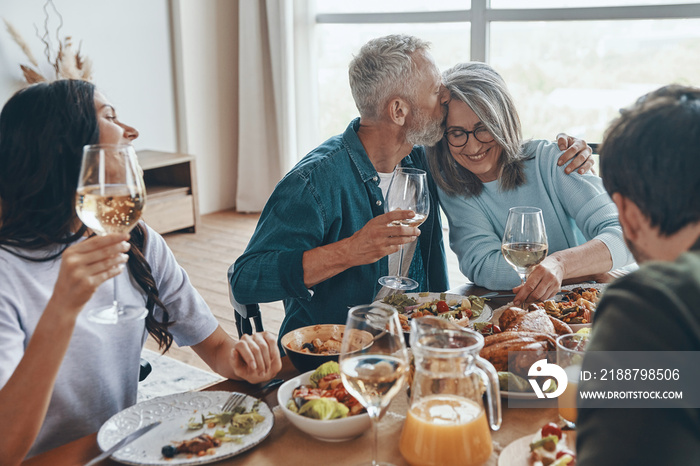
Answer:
[
  {"left": 192, "top": 328, "right": 282, "bottom": 385},
  {"left": 231, "top": 332, "right": 283, "bottom": 384},
  {"left": 512, "top": 256, "right": 564, "bottom": 307}
]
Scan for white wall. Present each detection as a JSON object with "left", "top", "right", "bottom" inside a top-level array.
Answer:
[
  {"left": 177, "top": 0, "right": 238, "bottom": 214},
  {"left": 0, "top": 0, "right": 178, "bottom": 153},
  {"left": 1, "top": 0, "right": 240, "bottom": 215}
]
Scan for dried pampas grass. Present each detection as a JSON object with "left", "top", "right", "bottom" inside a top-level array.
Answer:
[
  {"left": 3, "top": 0, "right": 94, "bottom": 84},
  {"left": 3, "top": 18, "right": 39, "bottom": 68}
]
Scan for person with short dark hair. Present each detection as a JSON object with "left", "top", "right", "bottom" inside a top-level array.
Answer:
[
  {"left": 576, "top": 84, "right": 700, "bottom": 464},
  {"left": 0, "top": 80, "right": 282, "bottom": 462}
]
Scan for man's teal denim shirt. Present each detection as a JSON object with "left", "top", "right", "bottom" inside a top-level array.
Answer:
[{"left": 229, "top": 118, "right": 449, "bottom": 339}]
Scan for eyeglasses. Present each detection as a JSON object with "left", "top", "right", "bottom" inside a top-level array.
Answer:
[{"left": 444, "top": 127, "right": 495, "bottom": 147}]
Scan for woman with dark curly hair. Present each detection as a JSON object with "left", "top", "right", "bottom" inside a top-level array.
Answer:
[{"left": 0, "top": 80, "right": 281, "bottom": 462}]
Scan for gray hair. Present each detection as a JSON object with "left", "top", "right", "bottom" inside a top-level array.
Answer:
[
  {"left": 349, "top": 34, "right": 431, "bottom": 121},
  {"left": 428, "top": 62, "right": 527, "bottom": 197}
]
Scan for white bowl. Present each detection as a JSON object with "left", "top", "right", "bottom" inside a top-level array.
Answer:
[
  {"left": 277, "top": 370, "right": 371, "bottom": 442},
  {"left": 568, "top": 322, "right": 592, "bottom": 333}
]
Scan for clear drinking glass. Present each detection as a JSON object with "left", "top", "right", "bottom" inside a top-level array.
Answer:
[
  {"left": 556, "top": 333, "right": 587, "bottom": 429},
  {"left": 75, "top": 144, "right": 147, "bottom": 324},
  {"left": 501, "top": 206, "right": 549, "bottom": 285},
  {"left": 340, "top": 303, "right": 409, "bottom": 466},
  {"left": 378, "top": 167, "right": 430, "bottom": 291}
]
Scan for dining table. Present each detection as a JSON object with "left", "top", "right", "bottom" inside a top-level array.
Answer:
[{"left": 22, "top": 284, "right": 565, "bottom": 466}]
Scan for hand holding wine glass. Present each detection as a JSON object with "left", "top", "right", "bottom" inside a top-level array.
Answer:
[
  {"left": 377, "top": 167, "right": 430, "bottom": 291},
  {"left": 75, "top": 144, "right": 147, "bottom": 324},
  {"left": 340, "top": 303, "right": 409, "bottom": 466},
  {"left": 501, "top": 206, "right": 548, "bottom": 286}
]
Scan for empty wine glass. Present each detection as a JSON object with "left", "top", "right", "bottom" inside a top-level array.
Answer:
[
  {"left": 75, "top": 144, "right": 147, "bottom": 324},
  {"left": 378, "top": 167, "right": 430, "bottom": 291},
  {"left": 340, "top": 303, "right": 409, "bottom": 466},
  {"left": 501, "top": 206, "right": 548, "bottom": 285}
]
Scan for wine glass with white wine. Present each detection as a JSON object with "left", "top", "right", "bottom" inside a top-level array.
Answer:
[
  {"left": 340, "top": 303, "right": 409, "bottom": 466},
  {"left": 501, "top": 206, "right": 548, "bottom": 285},
  {"left": 75, "top": 144, "right": 147, "bottom": 324},
  {"left": 377, "top": 167, "right": 430, "bottom": 291}
]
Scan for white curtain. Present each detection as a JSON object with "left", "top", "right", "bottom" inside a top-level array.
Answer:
[{"left": 236, "top": 0, "right": 315, "bottom": 212}]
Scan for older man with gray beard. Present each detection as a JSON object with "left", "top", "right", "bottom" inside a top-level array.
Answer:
[{"left": 229, "top": 34, "right": 592, "bottom": 339}]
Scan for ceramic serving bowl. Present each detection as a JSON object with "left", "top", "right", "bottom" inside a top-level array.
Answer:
[
  {"left": 277, "top": 370, "right": 371, "bottom": 442},
  {"left": 281, "top": 324, "right": 373, "bottom": 373}
]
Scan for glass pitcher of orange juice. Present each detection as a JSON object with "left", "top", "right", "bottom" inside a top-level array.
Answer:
[{"left": 399, "top": 316, "right": 501, "bottom": 466}]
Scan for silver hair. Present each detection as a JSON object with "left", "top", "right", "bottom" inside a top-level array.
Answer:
[
  {"left": 348, "top": 34, "right": 431, "bottom": 121},
  {"left": 428, "top": 62, "right": 527, "bottom": 197}
]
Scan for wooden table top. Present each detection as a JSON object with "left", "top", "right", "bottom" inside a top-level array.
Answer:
[{"left": 22, "top": 285, "right": 559, "bottom": 466}]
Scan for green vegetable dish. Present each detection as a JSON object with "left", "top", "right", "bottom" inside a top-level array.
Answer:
[
  {"left": 381, "top": 293, "right": 488, "bottom": 332},
  {"left": 187, "top": 399, "right": 266, "bottom": 438},
  {"left": 287, "top": 361, "right": 365, "bottom": 419}
]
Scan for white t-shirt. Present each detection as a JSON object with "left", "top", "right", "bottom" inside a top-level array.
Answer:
[{"left": 0, "top": 224, "right": 218, "bottom": 457}]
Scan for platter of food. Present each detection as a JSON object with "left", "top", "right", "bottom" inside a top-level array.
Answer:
[
  {"left": 531, "top": 287, "right": 599, "bottom": 332},
  {"left": 96, "top": 391, "right": 274, "bottom": 465},
  {"left": 499, "top": 423, "right": 576, "bottom": 466},
  {"left": 377, "top": 292, "right": 493, "bottom": 333},
  {"left": 479, "top": 287, "right": 599, "bottom": 399}
]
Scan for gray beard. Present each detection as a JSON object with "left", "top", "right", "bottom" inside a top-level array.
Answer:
[{"left": 406, "top": 111, "right": 444, "bottom": 147}]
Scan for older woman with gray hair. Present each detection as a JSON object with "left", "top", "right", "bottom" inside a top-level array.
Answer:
[
  {"left": 429, "top": 62, "right": 635, "bottom": 305},
  {"left": 231, "top": 34, "right": 598, "bottom": 340}
]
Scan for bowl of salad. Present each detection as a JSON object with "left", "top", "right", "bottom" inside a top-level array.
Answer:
[{"left": 277, "top": 361, "right": 370, "bottom": 442}]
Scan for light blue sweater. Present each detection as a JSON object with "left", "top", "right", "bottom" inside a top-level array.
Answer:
[{"left": 438, "top": 139, "right": 634, "bottom": 290}]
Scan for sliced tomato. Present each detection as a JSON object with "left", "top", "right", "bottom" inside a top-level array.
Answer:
[
  {"left": 541, "top": 422, "right": 563, "bottom": 440},
  {"left": 435, "top": 300, "right": 450, "bottom": 314}
]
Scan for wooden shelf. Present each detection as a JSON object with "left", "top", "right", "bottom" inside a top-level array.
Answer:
[
  {"left": 137, "top": 150, "right": 199, "bottom": 234},
  {"left": 146, "top": 185, "right": 191, "bottom": 200}
]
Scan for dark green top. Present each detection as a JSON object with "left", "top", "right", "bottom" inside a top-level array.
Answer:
[
  {"left": 229, "top": 119, "right": 449, "bottom": 339},
  {"left": 576, "top": 236, "right": 700, "bottom": 465}
]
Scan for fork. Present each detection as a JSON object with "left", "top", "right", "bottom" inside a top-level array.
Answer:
[{"left": 222, "top": 392, "right": 246, "bottom": 412}]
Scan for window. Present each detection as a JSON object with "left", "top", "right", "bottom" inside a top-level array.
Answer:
[
  {"left": 309, "top": 0, "right": 700, "bottom": 147},
  {"left": 315, "top": 23, "right": 470, "bottom": 142}
]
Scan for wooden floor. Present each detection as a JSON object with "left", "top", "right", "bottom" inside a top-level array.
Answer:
[{"left": 145, "top": 210, "right": 464, "bottom": 373}]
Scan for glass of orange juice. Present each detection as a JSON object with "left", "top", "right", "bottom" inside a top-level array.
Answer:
[
  {"left": 556, "top": 333, "right": 588, "bottom": 428},
  {"left": 399, "top": 394, "right": 492, "bottom": 465},
  {"left": 399, "top": 316, "right": 501, "bottom": 466}
]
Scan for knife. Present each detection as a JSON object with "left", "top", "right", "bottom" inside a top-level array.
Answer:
[
  {"left": 84, "top": 421, "right": 161, "bottom": 466},
  {"left": 479, "top": 291, "right": 569, "bottom": 300}
]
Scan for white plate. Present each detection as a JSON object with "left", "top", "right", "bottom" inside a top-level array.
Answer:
[
  {"left": 498, "top": 431, "right": 576, "bottom": 465},
  {"left": 377, "top": 292, "right": 494, "bottom": 327},
  {"left": 96, "top": 391, "right": 274, "bottom": 465}
]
